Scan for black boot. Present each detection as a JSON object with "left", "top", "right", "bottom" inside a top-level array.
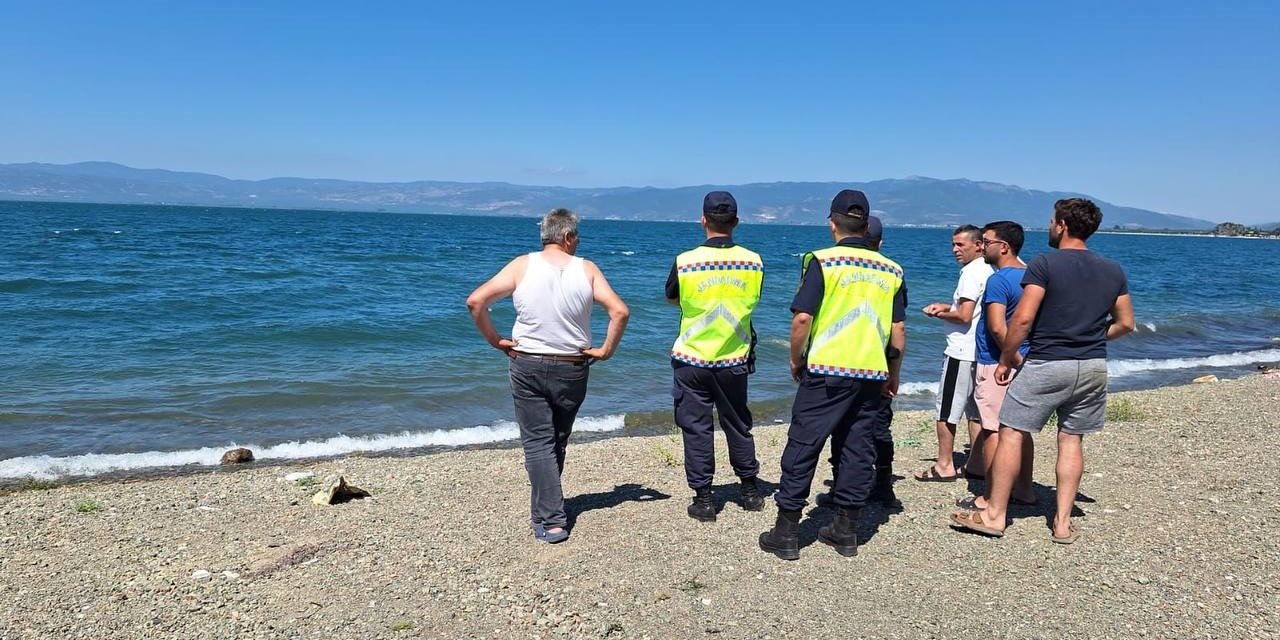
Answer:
[
  {"left": 739, "top": 477, "right": 765, "bottom": 512},
  {"left": 687, "top": 487, "right": 716, "bottom": 522},
  {"left": 870, "top": 465, "right": 900, "bottom": 507},
  {"left": 758, "top": 509, "right": 801, "bottom": 560},
  {"left": 817, "top": 505, "right": 860, "bottom": 557}
]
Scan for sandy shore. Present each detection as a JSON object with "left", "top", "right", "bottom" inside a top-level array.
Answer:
[{"left": 2, "top": 375, "right": 1278, "bottom": 639}]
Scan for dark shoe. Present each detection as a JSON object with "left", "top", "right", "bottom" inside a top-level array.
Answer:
[
  {"left": 739, "top": 477, "right": 765, "bottom": 512},
  {"left": 532, "top": 523, "right": 569, "bottom": 544},
  {"left": 818, "top": 505, "right": 860, "bottom": 556},
  {"left": 758, "top": 509, "right": 801, "bottom": 560},
  {"left": 815, "top": 490, "right": 835, "bottom": 508},
  {"left": 687, "top": 487, "right": 716, "bottom": 522},
  {"left": 870, "top": 466, "right": 900, "bottom": 507}
]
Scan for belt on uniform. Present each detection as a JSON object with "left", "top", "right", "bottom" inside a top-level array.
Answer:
[{"left": 512, "top": 351, "right": 589, "bottom": 364}]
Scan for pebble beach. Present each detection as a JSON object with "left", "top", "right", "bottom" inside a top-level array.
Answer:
[{"left": 2, "top": 374, "right": 1277, "bottom": 639}]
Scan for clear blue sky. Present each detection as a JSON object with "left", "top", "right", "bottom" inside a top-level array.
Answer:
[{"left": 2, "top": 2, "right": 1277, "bottom": 222}]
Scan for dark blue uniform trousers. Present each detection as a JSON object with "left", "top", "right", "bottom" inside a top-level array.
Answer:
[
  {"left": 829, "top": 394, "right": 894, "bottom": 476},
  {"left": 673, "top": 362, "right": 760, "bottom": 489},
  {"left": 777, "top": 372, "right": 883, "bottom": 510}
]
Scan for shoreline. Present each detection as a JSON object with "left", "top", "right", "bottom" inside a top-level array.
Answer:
[
  {"left": 2, "top": 374, "right": 1277, "bottom": 637},
  {"left": 4, "top": 357, "right": 1277, "bottom": 485}
]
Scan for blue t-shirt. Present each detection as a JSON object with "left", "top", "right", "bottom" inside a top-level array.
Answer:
[{"left": 975, "top": 266, "right": 1031, "bottom": 365}]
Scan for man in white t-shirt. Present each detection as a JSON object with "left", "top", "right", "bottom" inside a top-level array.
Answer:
[{"left": 915, "top": 225, "right": 993, "bottom": 482}]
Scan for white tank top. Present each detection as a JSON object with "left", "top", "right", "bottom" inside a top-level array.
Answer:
[{"left": 511, "top": 253, "right": 593, "bottom": 355}]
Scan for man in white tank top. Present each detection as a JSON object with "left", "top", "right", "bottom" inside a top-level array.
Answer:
[{"left": 465, "top": 208, "right": 630, "bottom": 544}]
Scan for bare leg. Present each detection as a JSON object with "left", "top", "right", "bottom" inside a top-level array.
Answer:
[
  {"left": 974, "top": 426, "right": 1026, "bottom": 532},
  {"left": 917, "top": 420, "right": 958, "bottom": 478},
  {"left": 1015, "top": 436, "right": 1036, "bottom": 503},
  {"left": 972, "top": 429, "right": 999, "bottom": 509},
  {"left": 1053, "top": 432, "right": 1084, "bottom": 538},
  {"left": 964, "top": 419, "right": 983, "bottom": 474}
]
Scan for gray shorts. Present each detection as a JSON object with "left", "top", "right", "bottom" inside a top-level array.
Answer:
[
  {"left": 934, "top": 356, "right": 977, "bottom": 425},
  {"left": 999, "top": 358, "right": 1108, "bottom": 435}
]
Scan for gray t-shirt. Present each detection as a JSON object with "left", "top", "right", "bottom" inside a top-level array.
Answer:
[{"left": 1023, "top": 249, "right": 1128, "bottom": 361}]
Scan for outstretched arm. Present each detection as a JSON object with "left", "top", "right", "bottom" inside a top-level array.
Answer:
[
  {"left": 924, "top": 298, "right": 977, "bottom": 324},
  {"left": 464, "top": 257, "right": 524, "bottom": 357},
  {"left": 582, "top": 262, "right": 630, "bottom": 361}
]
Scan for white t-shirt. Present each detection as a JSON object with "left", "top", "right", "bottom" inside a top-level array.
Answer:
[{"left": 943, "top": 257, "right": 994, "bottom": 361}]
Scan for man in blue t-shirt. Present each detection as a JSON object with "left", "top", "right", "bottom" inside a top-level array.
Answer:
[
  {"left": 952, "top": 198, "right": 1135, "bottom": 544},
  {"left": 957, "top": 220, "right": 1036, "bottom": 513}
]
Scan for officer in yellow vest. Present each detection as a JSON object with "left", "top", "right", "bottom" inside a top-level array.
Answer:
[
  {"left": 665, "top": 191, "right": 765, "bottom": 522},
  {"left": 759, "top": 190, "right": 907, "bottom": 560}
]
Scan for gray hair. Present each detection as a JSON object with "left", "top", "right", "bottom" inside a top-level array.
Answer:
[{"left": 540, "top": 208, "right": 579, "bottom": 245}]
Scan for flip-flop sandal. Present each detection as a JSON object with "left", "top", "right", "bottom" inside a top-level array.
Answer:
[
  {"left": 914, "top": 467, "right": 960, "bottom": 482},
  {"left": 955, "top": 495, "right": 1035, "bottom": 510},
  {"left": 949, "top": 510, "right": 1005, "bottom": 537},
  {"left": 1051, "top": 523, "right": 1080, "bottom": 545}
]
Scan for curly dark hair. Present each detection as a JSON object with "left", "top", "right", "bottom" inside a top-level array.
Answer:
[{"left": 1053, "top": 198, "right": 1103, "bottom": 240}]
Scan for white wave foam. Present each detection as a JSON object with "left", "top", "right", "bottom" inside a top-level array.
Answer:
[
  {"left": 898, "top": 381, "right": 938, "bottom": 396},
  {"left": 0, "top": 414, "right": 626, "bottom": 480},
  {"left": 620, "top": 250, "right": 635, "bottom": 256},
  {"left": 1109, "top": 348, "right": 1280, "bottom": 377},
  {"left": 1142, "top": 322, "right": 1157, "bottom": 332}
]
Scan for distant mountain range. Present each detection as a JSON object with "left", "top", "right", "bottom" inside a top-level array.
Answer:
[{"left": 0, "top": 161, "right": 1214, "bottom": 230}]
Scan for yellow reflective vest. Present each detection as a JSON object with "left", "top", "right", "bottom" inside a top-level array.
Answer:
[
  {"left": 671, "top": 244, "right": 763, "bottom": 368},
  {"left": 802, "top": 245, "right": 903, "bottom": 380}
]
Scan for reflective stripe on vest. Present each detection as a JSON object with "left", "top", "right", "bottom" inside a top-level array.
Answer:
[
  {"left": 803, "top": 246, "right": 903, "bottom": 380},
  {"left": 671, "top": 244, "right": 763, "bottom": 368}
]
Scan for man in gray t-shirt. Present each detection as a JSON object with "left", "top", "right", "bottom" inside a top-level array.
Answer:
[{"left": 951, "top": 198, "right": 1134, "bottom": 544}]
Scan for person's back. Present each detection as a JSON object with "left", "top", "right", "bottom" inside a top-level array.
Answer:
[
  {"left": 1025, "top": 250, "right": 1127, "bottom": 360},
  {"left": 666, "top": 191, "right": 766, "bottom": 522},
  {"left": 464, "top": 207, "right": 630, "bottom": 545},
  {"left": 512, "top": 252, "right": 593, "bottom": 356}
]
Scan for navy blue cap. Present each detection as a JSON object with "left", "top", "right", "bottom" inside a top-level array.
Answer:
[
  {"left": 829, "top": 189, "right": 870, "bottom": 220},
  {"left": 866, "top": 216, "right": 883, "bottom": 243},
  {"left": 702, "top": 191, "right": 738, "bottom": 220}
]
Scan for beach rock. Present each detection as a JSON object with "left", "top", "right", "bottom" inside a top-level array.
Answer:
[
  {"left": 190, "top": 570, "right": 212, "bottom": 582},
  {"left": 1192, "top": 375, "right": 1219, "bottom": 384},
  {"left": 311, "top": 475, "right": 372, "bottom": 505},
  {"left": 284, "top": 471, "right": 315, "bottom": 482},
  {"left": 220, "top": 448, "right": 254, "bottom": 465}
]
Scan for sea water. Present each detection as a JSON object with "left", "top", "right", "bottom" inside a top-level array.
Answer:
[{"left": 2, "top": 201, "right": 1277, "bottom": 478}]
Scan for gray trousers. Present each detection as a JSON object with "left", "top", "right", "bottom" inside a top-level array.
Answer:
[{"left": 509, "top": 356, "right": 589, "bottom": 529}]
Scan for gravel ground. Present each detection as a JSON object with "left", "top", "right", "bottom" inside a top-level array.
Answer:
[{"left": 2, "top": 374, "right": 1277, "bottom": 639}]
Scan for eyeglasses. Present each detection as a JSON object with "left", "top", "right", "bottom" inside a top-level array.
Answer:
[{"left": 981, "top": 238, "right": 1007, "bottom": 247}]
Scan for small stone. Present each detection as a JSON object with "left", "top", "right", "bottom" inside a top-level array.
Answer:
[
  {"left": 1192, "top": 374, "right": 1218, "bottom": 384},
  {"left": 220, "top": 448, "right": 254, "bottom": 465},
  {"left": 222, "top": 571, "right": 240, "bottom": 581},
  {"left": 284, "top": 472, "right": 315, "bottom": 482},
  {"left": 191, "top": 570, "right": 212, "bottom": 582},
  {"left": 1136, "top": 576, "right": 1151, "bottom": 585}
]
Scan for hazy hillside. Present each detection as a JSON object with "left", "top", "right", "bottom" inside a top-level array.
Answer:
[{"left": 0, "top": 161, "right": 1213, "bottom": 229}]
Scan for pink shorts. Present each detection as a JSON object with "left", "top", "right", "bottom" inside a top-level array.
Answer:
[{"left": 973, "top": 363, "right": 1013, "bottom": 432}]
